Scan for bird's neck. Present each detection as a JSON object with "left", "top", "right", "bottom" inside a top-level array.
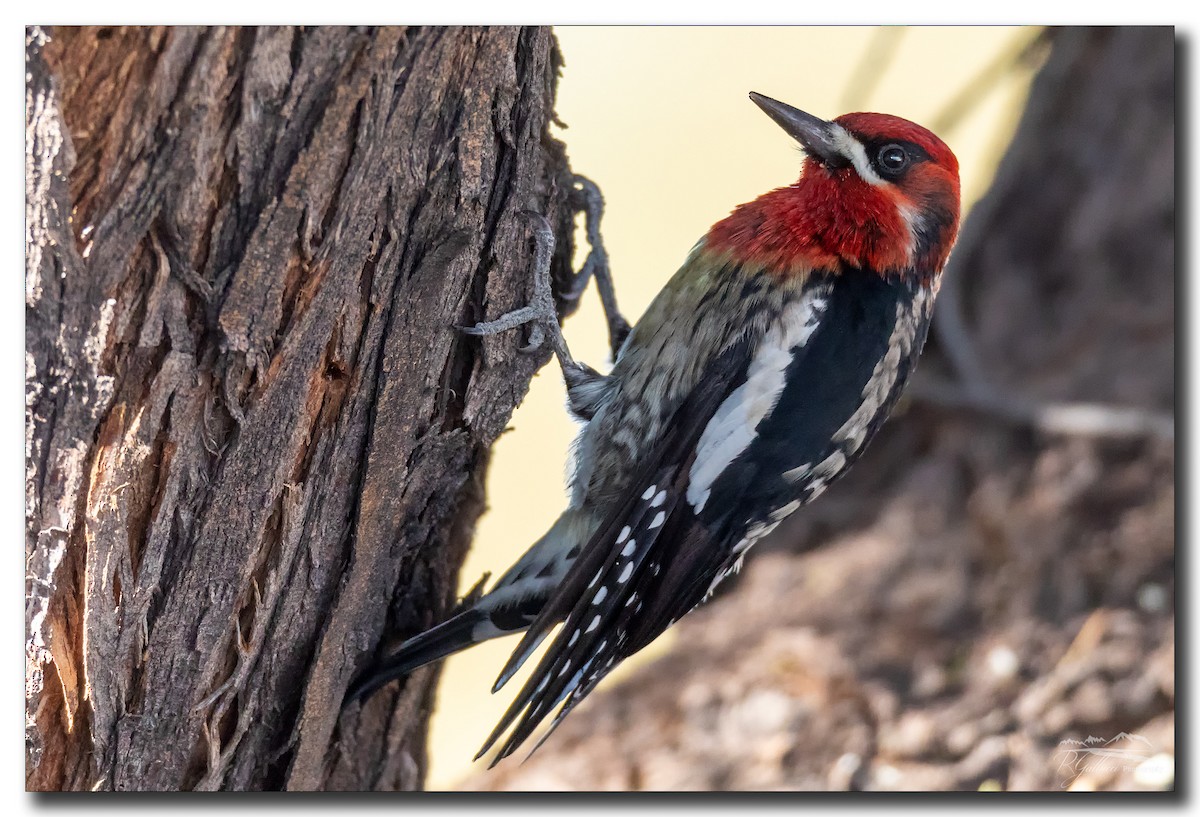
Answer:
[{"left": 702, "top": 172, "right": 931, "bottom": 278}]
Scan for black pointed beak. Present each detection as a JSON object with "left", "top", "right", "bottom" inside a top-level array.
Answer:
[{"left": 749, "top": 92, "right": 849, "bottom": 169}]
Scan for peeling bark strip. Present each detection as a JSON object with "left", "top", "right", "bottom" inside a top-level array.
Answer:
[{"left": 26, "top": 25, "right": 580, "bottom": 791}]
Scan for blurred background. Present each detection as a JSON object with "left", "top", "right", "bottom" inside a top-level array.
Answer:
[{"left": 428, "top": 26, "right": 1174, "bottom": 791}]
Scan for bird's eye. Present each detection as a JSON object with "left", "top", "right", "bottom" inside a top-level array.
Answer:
[{"left": 876, "top": 144, "right": 909, "bottom": 175}]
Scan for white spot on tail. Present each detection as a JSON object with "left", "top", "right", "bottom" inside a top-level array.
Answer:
[
  {"left": 586, "top": 614, "right": 600, "bottom": 632},
  {"left": 568, "top": 629, "right": 579, "bottom": 646}
]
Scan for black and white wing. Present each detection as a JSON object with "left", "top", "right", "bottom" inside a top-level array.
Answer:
[
  {"left": 475, "top": 334, "right": 756, "bottom": 764},
  {"left": 478, "top": 269, "right": 932, "bottom": 764}
]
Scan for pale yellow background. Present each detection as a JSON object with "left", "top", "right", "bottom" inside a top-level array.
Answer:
[{"left": 427, "top": 25, "right": 1039, "bottom": 789}]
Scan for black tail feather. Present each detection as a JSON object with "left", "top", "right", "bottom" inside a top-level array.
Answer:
[{"left": 344, "top": 608, "right": 486, "bottom": 707}]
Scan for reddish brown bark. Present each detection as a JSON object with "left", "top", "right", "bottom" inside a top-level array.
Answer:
[{"left": 26, "top": 24, "right": 580, "bottom": 791}]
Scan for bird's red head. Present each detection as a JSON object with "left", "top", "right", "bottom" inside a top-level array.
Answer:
[{"left": 706, "top": 94, "right": 961, "bottom": 280}]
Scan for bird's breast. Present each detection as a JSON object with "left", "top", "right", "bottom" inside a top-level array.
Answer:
[
  {"left": 570, "top": 255, "right": 810, "bottom": 510},
  {"left": 699, "top": 268, "right": 935, "bottom": 542}
]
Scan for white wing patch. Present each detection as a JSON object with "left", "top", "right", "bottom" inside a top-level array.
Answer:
[{"left": 686, "top": 290, "right": 828, "bottom": 513}]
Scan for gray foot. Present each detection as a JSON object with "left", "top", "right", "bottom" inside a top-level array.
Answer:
[{"left": 460, "top": 211, "right": 608, "bottom": 420}]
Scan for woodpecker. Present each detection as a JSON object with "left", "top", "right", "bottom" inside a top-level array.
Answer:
[{"left": 346, "top": 93, "right": 961, "bottom": 765}]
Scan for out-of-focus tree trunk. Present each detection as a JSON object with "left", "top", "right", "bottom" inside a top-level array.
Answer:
[
  {"left": 463, "top": 26, "right": 1175, "bottom": 792},
  {"left": 26, "top": 24, "right": 579, "bottom": 791},
  {"left": 931, "top": 25, "right": 1174, "bottom": 423}
]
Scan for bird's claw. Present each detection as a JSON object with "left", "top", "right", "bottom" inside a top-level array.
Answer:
[{"left": 457, "top": 213, "right": 560, "bottom": 355}]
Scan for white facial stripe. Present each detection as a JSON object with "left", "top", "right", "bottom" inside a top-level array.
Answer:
[
  {"left": 830, "top": 124, "right": 885, "bottom": 187},
  {"left": 833, "top": 124, "right": 923, "bottom": 265}
]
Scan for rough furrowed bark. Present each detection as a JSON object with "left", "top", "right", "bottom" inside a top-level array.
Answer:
[{"left": 26, "top": 24, "right": 580, "bottom": 791}]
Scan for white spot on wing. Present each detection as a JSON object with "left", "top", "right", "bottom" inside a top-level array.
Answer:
[
  {"left": 688, "top": 291, "right": 828, "bottom": 512},
  {"left": 770, "top": 499, "right": 803, "bottom": 523},
  {"left": 650, "top": 490, "right": 666, "bottom": 507},
  {"left": 812, "top": 450, "right": 847, "bottom": 481},
  {"left": 641, "top": 485, "right": 656, "bottom": 500},
  {"left": 649, "top": 511, "right": 666, "bottom": 529},
  {"left": 593, "top": 587, "right": 608, "bottom": 604},
  {"left": 621, "top": 540, "right": 636, "bottom": 557},
  {"left": 783, "top": 463, "right": 812, "bottom": 483},
  {"left": 586, "top": 614, "right": 600, "bottom": 632},
  {"left": 616, "top": 526, "right": 631, "bottom": 543},
  {"left": 617, "top": 561, "right": 634, "bottom": 583}
]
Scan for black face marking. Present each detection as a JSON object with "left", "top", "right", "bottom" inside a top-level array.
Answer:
[
  {"left": 909, "top": 198, "right": 958, "bottom": 269},
  {"left": 852, "top": 134, "right": 932, "bottom": 182}
]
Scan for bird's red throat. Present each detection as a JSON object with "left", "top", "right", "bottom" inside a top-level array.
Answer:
[{"left": 704, "top": 157, "right": 956, "bottom": 278}]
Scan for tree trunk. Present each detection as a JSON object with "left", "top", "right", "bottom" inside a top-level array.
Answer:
[{"left": 26, "top": 24, "right": 579, "bottom": 791}]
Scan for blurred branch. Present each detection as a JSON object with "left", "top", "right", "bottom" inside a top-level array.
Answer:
[
  {"left": 927, "top": 240, "right": 1174, "bottom": 443},
  {"left": 930, "top": 27, "right": 1049, "bottom": 135},
  {"left": 920, "top": 26, "right": 1173, "bottom": 444},
  {"left": 911, "top": 378, "right": 1175, "bottom": 443},
  {"left": 927, "top": 228, "right": 1173, "bottom": 443},
  {"left": 840, "top": 27, "right": 906, "bottom": 112}
]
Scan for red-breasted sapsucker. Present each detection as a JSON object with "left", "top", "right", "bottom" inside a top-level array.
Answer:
[{"left": 346, "top": 93, "right": 962, "bottom": 765}]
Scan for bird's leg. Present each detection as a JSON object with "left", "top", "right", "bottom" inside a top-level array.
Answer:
[
  {"left": 459, "top": 210, "right": 607, "bottom": 419},
  {"left": 566, "top": 175, "right": 631, "bottom": 358}
]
